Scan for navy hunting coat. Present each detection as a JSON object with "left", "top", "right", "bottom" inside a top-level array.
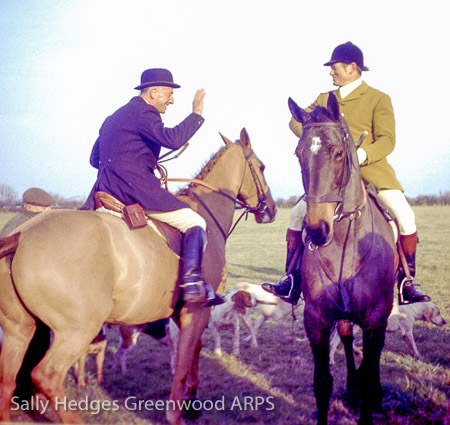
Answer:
[{"left": 82, "top": 96, "right": 204, "bottom": 211}]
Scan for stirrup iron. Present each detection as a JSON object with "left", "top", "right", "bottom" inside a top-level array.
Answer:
[
  {"left": 398, "top": 276, "right": 419, "bottom": 305},
  {"left": 279, "top": 273, "right": 295, "bottom": 300}
]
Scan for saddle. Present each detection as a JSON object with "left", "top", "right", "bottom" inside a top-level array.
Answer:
[
  {"left": 365, "top": 184, "right": 399, "bottom": 243},
  {"left": 94, "top": 191, "right": 182, "bottom": 257}
]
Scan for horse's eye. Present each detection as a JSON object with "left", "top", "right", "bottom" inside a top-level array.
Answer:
[{"left": 335, "top": 150, "right": 344, "bottom": 160}]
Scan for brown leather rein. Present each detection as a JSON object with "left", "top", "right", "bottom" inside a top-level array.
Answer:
[{"left": 159, "top": 142, "right": 270, "bottom": 240}]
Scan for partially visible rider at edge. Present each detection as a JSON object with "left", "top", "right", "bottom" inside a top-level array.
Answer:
[
  {"left": 81, "top": 68, "right": 224, "bottom": 307},
  {"left": 262, "top": 42, "right": 430, "bottom": 306}
]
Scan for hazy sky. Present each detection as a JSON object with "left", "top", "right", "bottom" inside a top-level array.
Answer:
[{"left": 1, "top": 0, "right": 449, "bottom": 201}]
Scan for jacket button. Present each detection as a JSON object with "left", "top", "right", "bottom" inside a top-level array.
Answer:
[{"left": 107, "top": 159, "right": 111, "bottom": 163}]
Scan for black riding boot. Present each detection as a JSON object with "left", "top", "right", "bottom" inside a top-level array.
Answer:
[
  {"left": 398, "top": 233, "right": 431, "bottom": 305},
  {"left": 262, "top": 229, "right": 303, "bottom": 305},
  {"left": 181, "top": 226, "right": 224, "bottom": 306}
]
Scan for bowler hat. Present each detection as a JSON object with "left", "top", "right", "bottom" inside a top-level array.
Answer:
[
  {"left": 22, "top": 187, "right": 55, "bottom": 207},
  {"left": 134, "top": 68, "right": 181, "bottom": 90},
  {"left": 323, "top": 42, "right": 369, "bottom": 71}
]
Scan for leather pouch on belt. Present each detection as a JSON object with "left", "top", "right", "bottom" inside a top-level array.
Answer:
[{"left": 123, "top": 204, "right": 147, "bottom": 230}]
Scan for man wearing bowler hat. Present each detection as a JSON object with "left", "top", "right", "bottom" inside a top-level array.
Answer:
[
  {"left": 263, "top": 42, "right": 430, "bottom": 306},
  {"left": 82, "top": 68, "right": 224, "bottom": 306}
]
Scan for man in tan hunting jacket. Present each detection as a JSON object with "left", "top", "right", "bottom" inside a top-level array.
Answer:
[{"left": 263, "top": 42, "right": 430, "bottom": 305}]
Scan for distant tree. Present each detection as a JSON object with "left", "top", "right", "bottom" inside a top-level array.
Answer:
[
  {"left": 276, "top": 195, "right": 302, "bottom": 208},
  {"left": 49, "top": 193, "right": 85, "bottom": 209},
  {"left": 442, "top": 191, "right": 450, "bottom": 205},
  {"left": 407, "top": 191, "right": 450, "bottom": 206},
  {"left": 0, "top": 184, "right": 19, "bottom": 207}
]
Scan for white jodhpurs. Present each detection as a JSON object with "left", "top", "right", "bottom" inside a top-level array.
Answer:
[
  {"left": 288, "top": 198, "right": 307, "bottom": 232},
  {"left": 376, "top": 190, "right": 416, "bottom": 236},
  {"left": 146, "top": 208, "right": 206, "bottom": 234}
]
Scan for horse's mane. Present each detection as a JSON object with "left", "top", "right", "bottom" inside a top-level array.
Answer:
[{"left": 176, "top": 143, "right": 232, "bottom": 197}]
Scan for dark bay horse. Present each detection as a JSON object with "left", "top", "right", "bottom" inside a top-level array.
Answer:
[
  {"left": 0, "top": 128, "right": 277, "bottom": 425},
  {"left": 289, "top": 95, "right": 396, "bottom": 425}
]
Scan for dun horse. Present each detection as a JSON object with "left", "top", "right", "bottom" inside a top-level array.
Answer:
[
  {"left": 0, "top": 128, "right": 277, "bottom": 425},
  {"left": 289, "top": 95, "right": 396, "bottom": 425}
]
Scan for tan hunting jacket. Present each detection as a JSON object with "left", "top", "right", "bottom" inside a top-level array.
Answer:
[{"left": 289, "top": 81, "right": 403, "bottom": 191}]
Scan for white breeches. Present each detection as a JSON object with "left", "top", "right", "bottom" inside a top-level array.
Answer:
[
  {"left": 147, "top": 208, "right": 206, "bottom": 233},
  {"left": 377, "top": 190, "right": 416, "bottom": 235},
  {"left": 288, "top": 198, "right": 307, "bottom": 232}
]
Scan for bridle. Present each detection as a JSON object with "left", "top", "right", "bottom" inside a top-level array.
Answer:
[
  {"left": 235, "top": 140, "right": 271, "bottom": 215},
  {"left": 301, "top": 120, "right": 365, "bottom": 221},
  {"left": 162, "top": 142, "right": 271, "bottom": 240},
  {"left": 301, "top": 119, "right": 373, "bottom": 313}
]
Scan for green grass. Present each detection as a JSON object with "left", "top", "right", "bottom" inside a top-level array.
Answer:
[{"left": 2, "top": 206, "right": 449, "bottom": 425}]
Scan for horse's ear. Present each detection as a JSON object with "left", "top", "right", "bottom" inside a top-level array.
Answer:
[
  {"left": 239, "top": 128, "right": 251, "bottom": 149},
  {"left": 288, "top": 97, "right": 309, "bottom": 124},
  {"left": 219, "top": 132, "right": 232, "bottom": 145},
  {"left": 327, "top": 93, "right": 340, "bottom": 121}
]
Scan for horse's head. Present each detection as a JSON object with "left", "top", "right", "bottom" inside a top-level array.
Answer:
[
  {"left": 220, "top": 128, "right": 277, "bottom": 224},
  {"left": 289, "top": 94, "right": 360, "bottom": 246}
]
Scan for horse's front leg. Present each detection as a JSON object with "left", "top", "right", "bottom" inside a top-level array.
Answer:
[
  {"left": 357, "top": 326, "right": 386, "bottom": 425},
  {"left": 337, "top": 320, "right": 358, "bottom": 407},
  {"left": 167, "top": 308, "right": 210, "bottom": 425},
  {"left": 182, "top": 335, "right": 203, "bottom": 420},
  {"left": 305, "top": 312, "right": 333, "bottom": 425}
]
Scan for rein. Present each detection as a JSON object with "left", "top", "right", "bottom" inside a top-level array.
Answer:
[
  {"left": 162, "top": 143, "right": 269, "bottom": 240},
  {"left": 309, "top": 199, "right": 376, "bottom": 313}
]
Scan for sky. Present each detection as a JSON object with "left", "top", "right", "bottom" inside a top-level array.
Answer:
[{"left": 1, "top": 0, "right": 449, "bottom": 202}]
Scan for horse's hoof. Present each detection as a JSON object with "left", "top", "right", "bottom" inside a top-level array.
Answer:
[{"left": 182, "top": 397, "right": 202, "bottom": 419}]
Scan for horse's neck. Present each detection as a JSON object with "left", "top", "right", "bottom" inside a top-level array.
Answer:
[{"left": 194, "top": 145, "right": 246, "bottom": 233}]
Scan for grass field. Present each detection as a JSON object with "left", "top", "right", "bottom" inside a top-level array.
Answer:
[{"left": 1, "top": 206, "right": 449, "bottom": 425}]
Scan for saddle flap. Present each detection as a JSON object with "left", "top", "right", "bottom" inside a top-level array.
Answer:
[
  {"left": 152, "top": 221, "right": 182, "bottom": 257},
  {"left": 94, "top": 191, "right": 182, "bottom": 255}
]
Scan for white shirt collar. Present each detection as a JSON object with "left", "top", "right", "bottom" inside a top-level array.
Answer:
[
  {"left": 339, "top": 77, "right": 363, "bottom": 99},
  {"left": 140, "top": 95, "right": 151, "bottom": 105}
]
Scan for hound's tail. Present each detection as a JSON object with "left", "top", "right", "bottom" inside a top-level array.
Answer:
[{"left": 0, "top": 232, "right": 20, "bottom": 259}]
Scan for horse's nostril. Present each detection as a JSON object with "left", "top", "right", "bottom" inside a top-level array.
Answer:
[
  {"left": 322, "top": 221, "right": 330, "bottom": 236},
  {"left": 307, "top": 220, "right": 331, "bottom": 246}
]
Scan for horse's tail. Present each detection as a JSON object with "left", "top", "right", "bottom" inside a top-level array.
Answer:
[{"left": 0, "top": 232, "right": 20, "bottom": 259}]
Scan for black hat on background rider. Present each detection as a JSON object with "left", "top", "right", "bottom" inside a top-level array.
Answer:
[{"left": 323, "top": 41, "right": 370, "bottom": 71}]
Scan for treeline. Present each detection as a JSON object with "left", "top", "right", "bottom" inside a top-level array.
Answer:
[
  {"left": 275, "top": 191, "right": 450, "bottom": 208},
  {"left": 0, "top": 184, "right": 85, "bottom": 210},
  {"left": 406, "top": 191, "right": 450, "bottom": 206},
  {"left": 1, "top": 184, "right": 449, "bottom": 211}
]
